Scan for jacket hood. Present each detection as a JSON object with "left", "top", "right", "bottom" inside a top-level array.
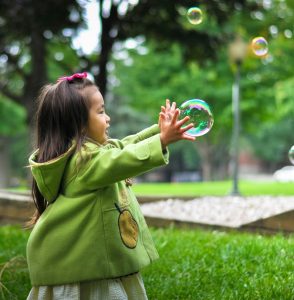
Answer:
[{"left": 29, "top": 143, "right": 76, "bottom": 203}]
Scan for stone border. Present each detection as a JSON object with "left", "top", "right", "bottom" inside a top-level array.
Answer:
[
  {"left": 0, "top": 190, "right": 33, "bottom": 225},
  {"left": 0, "top": 191, "right": 293, "bottom": 234},
  {"left": 144, "top": 212, "right": 294, "bottom": 235}
]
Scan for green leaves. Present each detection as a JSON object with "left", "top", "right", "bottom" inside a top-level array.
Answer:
[{"left": 0, "top": 97, "right": 26, "bottom": 136}]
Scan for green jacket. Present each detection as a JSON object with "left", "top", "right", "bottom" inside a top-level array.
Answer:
[{"left": 27, "top": 125, "right": 169, "bottom": 286}]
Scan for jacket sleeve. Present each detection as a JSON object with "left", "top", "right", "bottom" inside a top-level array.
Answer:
[
  {"left": 75, "top": 133, "right": 168, "bottom": 190},
  {"left": 107, "top": 124, "right": 160, "bottom": 149}
]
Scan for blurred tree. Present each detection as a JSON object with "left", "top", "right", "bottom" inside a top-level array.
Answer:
[
  {"left": 0, "top": 0, "right": 257, "bottom": 125},
  {"left": 0, "top": 0, "right": 292, "bottom": 185},
  {"left": 0, "top": 97, "right": 26, "bottom": 187},
  {"left": 0, "top": 97, "right": 26, "bottom": 137},
  {"left": 237, "top": 1, "right": 294, "bottom": 170},
  {"left": 111, "top": 42, "right": 232, "bottom": 180},
  {"left": 110, "top": 0, "right": 294, "bottom": 179},
  {"left": 79, "top": 0, "right": 256, "bottom": 96},
  {"left": 0, "top": 0, "right": 84, "bottom": 187},
  {"left": 0, "top": 0, "right": 83, "bottom": 127}
]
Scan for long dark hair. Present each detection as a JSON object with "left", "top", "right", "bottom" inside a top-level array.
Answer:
[{"left": 29, "top": 77, "right": 95, "bottom": 226}]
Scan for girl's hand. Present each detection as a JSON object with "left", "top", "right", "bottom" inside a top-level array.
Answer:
[
  {"left": 159, "top": 99, "right": 196, "bottom": 149},
  {"left": 158, "top": 99, "right": 176, "bottom": 127}
]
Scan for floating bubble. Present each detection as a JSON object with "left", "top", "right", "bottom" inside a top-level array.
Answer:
[
  {"left": 187, "top": 7, "right": 203, "bottom": 25},
  {"left": 289, "top": 145, "right": 294, "bottom": 165},
  {"left": 251, "top": 36, "right": 268, "bottom": 56},
  {"left": 179, "top": 99, "right": 214, "bottom": 137}
]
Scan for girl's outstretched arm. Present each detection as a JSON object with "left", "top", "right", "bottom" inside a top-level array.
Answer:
[{"left": 108, "top": 124, "right": 160, "bottom": 149}]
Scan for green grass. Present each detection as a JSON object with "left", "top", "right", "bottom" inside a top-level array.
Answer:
[
  {"left": 133, "top": 181, "right": 294, "bottom": 197},
  {"left": 143, "top": 228, "right": 294, "bottom": 299},
  {"left": 1, "top": 226, "right": 294, "bottom": 299},
  {"left": 0, "top": 226, "right": 30, "bottom": 300},
  {"left": 6, "top": 180, "right": 294, "bottom": 197}
]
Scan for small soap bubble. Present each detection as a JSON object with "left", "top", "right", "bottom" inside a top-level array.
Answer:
[
  {"left": 179, "top": 99, "right": 214, "bottom": 137},
  {"left": 289, "top": 145, "right": 294, "bottom": 165},
  {"left": 251, "top": 37, "right": 268, "bottom": 56},
  {"left": 187, "top": 7, "right": 203, "bottom": 25}
]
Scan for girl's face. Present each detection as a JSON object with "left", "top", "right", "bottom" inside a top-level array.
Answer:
[{"left": 86, "top": 87, "right": 110, "bottom": 144}]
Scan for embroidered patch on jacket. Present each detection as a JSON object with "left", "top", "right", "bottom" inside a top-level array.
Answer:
[
  {"left": 119, "top": 188, "right": 129, "bottom": 207},
  {"left": 115, "top": 203, "right": 138, "bottom": 249}
]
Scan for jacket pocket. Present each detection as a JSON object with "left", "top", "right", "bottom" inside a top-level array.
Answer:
[{"left": 102, "top": 207, "right": 144, "bottom": 277}]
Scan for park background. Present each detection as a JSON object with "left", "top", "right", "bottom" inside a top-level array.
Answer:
[
  {"left": 0, "top": 0, "right": 294, "bottom": 299},
  {"left": 0, "top": 0, "right": 293, "bottom": 188}
]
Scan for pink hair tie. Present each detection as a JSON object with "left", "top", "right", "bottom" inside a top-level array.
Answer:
[{"left": 57, "top": 72, "right": 87, "bottom": 82}]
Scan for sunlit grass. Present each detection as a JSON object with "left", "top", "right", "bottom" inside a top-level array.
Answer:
[
  {"left": 1, "top": 226, "right": 294, "bottom": 299},
  {"left": 143, "top": 228, "right": 294, "bottom": 299},
  {"left": 6, "top": 180, "right": 294, "bottom": 197},
  {"left": 133, "top": 181, "right": 294, "bottom": 197}
]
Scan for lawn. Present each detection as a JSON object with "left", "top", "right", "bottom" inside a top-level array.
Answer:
[
  {"left": 143, "top": 228, "right": 294, "bottom": 299},
  {"left": 133, "top": 180, "right": 294, "bottom": 197},
  {"left": 0, "top": 225, "right": 293, "bottom": 299},
  {"left": 9, "top": 180, "right": 294, "bottom": 198},
  {"left": 0, "top": 226, "right": 30, "bottom": 300},
  {"left": 8, "top": 180, "right": 294, "bottom": 197}
]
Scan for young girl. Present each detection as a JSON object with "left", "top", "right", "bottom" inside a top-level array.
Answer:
[{"left": 26, "top": 72, "right": 195, "bottom": 300}]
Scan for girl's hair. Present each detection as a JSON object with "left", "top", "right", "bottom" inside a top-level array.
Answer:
[{"left": 29, "top": 77, "right": 96, "bottom": 226}]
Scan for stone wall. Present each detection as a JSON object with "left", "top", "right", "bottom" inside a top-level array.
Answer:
[
  {"left": 0, "top": 191, "right": 34, "bottom": 225},
  {"left": 1, "top": 191, "right": 293, "bottom": 234}
]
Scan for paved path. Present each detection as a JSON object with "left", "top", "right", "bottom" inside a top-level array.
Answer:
[{"left": 141, "top": 196, "right": 294, "bottom": 228}]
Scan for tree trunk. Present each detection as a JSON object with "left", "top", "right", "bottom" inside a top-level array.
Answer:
[
  {"left": 95, "top": 1, "right": 119, "bottom": 97},
  {"left": 0, "top": 137, "right": 10, "bottom": 188},
  {"left": 23, "top": 26, "right": 47, "bottom": 145},
  {"left": 195, "top": 139, "right": 213, "bottom": 181}
]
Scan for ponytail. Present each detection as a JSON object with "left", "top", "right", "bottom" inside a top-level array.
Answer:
[{"left": 28, "top": 77, "right": 96, "bottom": 226}]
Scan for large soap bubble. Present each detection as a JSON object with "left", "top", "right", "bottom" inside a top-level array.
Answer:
[{"left": 179, "top": 99, "right": 214, "bottom": 137}]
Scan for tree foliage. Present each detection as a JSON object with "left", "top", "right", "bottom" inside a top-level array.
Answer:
[
  {"left": 0, "top": 0, "right": 293, "bottom": 183},
  {"left": 0, "top": 0, "right": 84, "bottom": 125},
  {"left": 110, "top": 0, "right": 294, "bottom": 178},
  {"left": 111, "top": 42, "right": 233, "bottom": 179}
]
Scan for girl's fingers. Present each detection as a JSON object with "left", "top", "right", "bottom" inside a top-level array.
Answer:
[
  {"left": 179, "top": 123, "right": 194, "bottom": 133},
  {"left": 166, "top": 99, "right": 171, "bottom": 110},
  {"left": 177, "top": 115, "right": 190, "bottom": 127},
  {"left": 159, "top": 112, "right": 166, "bottom": 124},
  {"left": 171, "top": 108, "right": 180, "bottom": 124},
  {"left": 171, "top": 101, "right": 176, "bottom": 111},
  {"left": 161, "top": 106, "right": 166, "bottom": 112},
  {"left": 182, "top": 134, "right": 196, "bottom": 141},
  {"left": 159, "top": 112, "right": 167, "bottom": 121}
]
